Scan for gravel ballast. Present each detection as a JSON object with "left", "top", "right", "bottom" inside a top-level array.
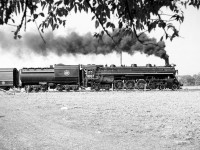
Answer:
[{"left": 0, "top": 90, "right": 200, "bottom": 150}]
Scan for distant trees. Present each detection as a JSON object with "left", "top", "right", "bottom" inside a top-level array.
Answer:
[{"left": 179, "top": 73, "right": 200, "bottom": 86}]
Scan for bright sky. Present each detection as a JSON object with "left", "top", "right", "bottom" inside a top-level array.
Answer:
[{"left": 0, "top": 6, "right": 199, "bottom": 75}]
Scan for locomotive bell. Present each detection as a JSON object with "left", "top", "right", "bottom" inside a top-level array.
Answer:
[
  {"left": 110, "top": 64, "right": 116, "bottom": 67},
  {"left": 131, "top": 64, "right": 137, "bottom": 67},
  {"left": 146, "top": 64, "right": 152, "bottom": 67}
]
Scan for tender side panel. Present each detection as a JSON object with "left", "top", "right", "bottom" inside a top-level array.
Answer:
[
  {"left": 54, "top": 65, "right": 80, "bottom": 84},
  {"left": 20, "top": 68, "right": 54, "bottom": 85}
]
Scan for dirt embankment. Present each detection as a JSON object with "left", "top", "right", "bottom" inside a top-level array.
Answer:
[{"left": 0, "top": 91, "right": 200, "bottom": 150}]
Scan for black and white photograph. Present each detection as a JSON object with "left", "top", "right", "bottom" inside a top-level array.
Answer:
[{"left": 0, "top": 0, "right": 200, "bottom": 149}]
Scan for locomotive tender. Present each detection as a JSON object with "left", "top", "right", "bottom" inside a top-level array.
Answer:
[{"left": 0, "top": 63, "right": 182, "bottom": 92}]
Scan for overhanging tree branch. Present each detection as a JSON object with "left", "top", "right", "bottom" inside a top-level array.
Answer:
[
  {"left": 14, "top": 0, "right": 28, "bottom": 39},
  {"left": 34, "top": 20, "right": 46, "bottom": 44},
  {"left": 85, "top": 0, "right": 118, "bottom": 45}
]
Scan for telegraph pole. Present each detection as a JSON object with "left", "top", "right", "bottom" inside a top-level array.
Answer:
[{"left": 120, "top": 51, "right": 122, "bottom": 66}]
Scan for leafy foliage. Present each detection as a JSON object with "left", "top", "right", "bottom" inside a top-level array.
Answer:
[
  {"left": 179, "top": 73, "right": 200, "bottom": 86},
  {"left": 0, "top": 0, "right": 199, "bottom": 41}
]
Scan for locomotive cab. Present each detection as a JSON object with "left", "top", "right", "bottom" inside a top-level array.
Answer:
[{"left": 81, "top": 64, "right": 103, "bottom": 88}]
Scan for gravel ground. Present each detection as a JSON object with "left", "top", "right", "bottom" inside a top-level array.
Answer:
[{"left": 1, "top": 90, "right": 200, "bottom": 150}]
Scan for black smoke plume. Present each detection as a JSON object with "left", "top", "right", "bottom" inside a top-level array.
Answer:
[{"left": 0, "top": 30, "right": 169, "bottom": 65}]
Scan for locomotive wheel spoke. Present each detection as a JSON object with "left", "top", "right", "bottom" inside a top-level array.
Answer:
[
  {"left": 126, "top": 81, "right": 134, "bottom": 89},
  {"left": 137, "top": 80, "right": 146, "bottom": 90},
  {"left": 58, "top": 89, "right": 63, "bottom": 92},
  {"left": 95, "top": 85, "right": 100, "bottom": 91},
  {"left": 56, "top": 85, "right": 63, "bottom": 92},
  {"left": 104, "top": 84, "right": 110, "bottom": 91},
  {"left": 72, "top": 86, "right": 79, "bottom": 91},
  {"left": 172, "top": 84, "right": 178, "bottom": 91},
  {"left": 114, "top": 81, "right": 123, "bottom": 89},
  {"left": 94, "top": 83, "right": 100, "bottom": 91},
  {"left": 159, "top": 84, "right": 165, "bottom": 90},
  {"left": 148, "top": 83, "right": 154, "bottom": 90},
  {"left": 28, "top": 88, "right": 32, "bottom": 93},
  {"left": 138, "top": 83, "right": 145, "bottom": 89},
  {"left": 41, "top": 85, "right": 47, "bottom": 92}
]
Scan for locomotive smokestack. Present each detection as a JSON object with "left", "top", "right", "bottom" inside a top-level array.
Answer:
[
  {"left": 120, "top": 51, "right": 122, "bottom": 66},
  {"left": 165, "top": 56, "right": 169, "bottom": 66}
]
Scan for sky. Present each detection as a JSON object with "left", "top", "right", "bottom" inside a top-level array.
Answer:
[{"left": 0, "top": 6, "right": 200, "bottom": 75}]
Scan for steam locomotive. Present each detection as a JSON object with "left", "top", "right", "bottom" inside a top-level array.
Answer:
[{"left": 0, "top": 63, "right": 182, "bottom": 92}]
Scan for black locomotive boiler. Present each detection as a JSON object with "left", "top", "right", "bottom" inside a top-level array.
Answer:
[
  {"left": 82, "top": 64, "right": 181, "bottom": 91},
  {"left": 0, "top": 63, "right": 182, "bottom": 92}
]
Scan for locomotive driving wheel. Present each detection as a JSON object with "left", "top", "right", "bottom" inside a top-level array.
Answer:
[
  {"left": 56, "top": 85, "right": 63, "bottom": 92},
  {"left": 148, "top": 83, "right": 154, "bottom": 90},
  {"left": 159, "top": 84, "right": 165, "bottom": 90},
  {"left": 95, "top": 84, "right": 100, "bottom": 91},
  {"left": 104, "top": 84, "right": 110, "bottom": 91},
  {"left": 172, "top": 84, "right": 178, "bottom": 90},
  {"left": 65, "top": 86, "right": 70, "bottom": 92},
  {"left": 114, "top": 80, "right": 124, "bottom": 89},
  {"left": 137, "top": 79, "right": 147, "bottom": 90},
  {"left": 125, "top": 81, "right": 135, "bottom": 89},
  {"left": 93, "top": 83, "right": 100, "bottom": 91}
]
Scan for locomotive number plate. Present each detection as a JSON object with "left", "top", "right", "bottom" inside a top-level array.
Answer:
[{"left": 64, "top": 70, "right": 70, "bottom": 76}]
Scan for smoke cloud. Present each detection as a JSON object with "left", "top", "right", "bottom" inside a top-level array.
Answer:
[{"left": 0, "top": 30, "right": 168, "bottom": 64}]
